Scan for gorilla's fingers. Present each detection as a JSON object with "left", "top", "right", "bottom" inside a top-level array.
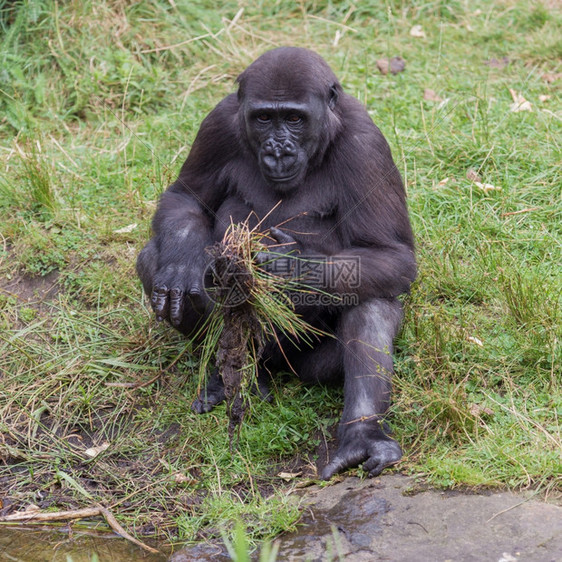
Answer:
[
  {"left": 151, "top": 285, "right": 169, "bottom": 322},
  {"left": 188, "top": 282, "right": 206, "bottom": 311},
  {"left": 188, "top": 283, "right": 201, "bottom": 296},
  {"left": 254, "top": 251, "right": 273, "bottom": 266},
  {"left": 270, "top": 227, "right": 296, "bottom": 245},
  {"left": 191, "top": 370, "right": 226, "bottom": 414},
  {"left": 169, "top": 288, "right": 184, "bottom": 327},
  {"left": 321, "top": 458, "right": 350, "bottom": 480}
]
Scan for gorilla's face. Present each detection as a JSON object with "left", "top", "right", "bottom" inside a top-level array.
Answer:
[{"left": 242, "top": 93, "right": 327, "bottom": 191}]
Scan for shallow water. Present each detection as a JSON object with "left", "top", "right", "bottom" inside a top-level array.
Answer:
[{"left": 0, "top": 527, "right": 167, "bottom": 561}]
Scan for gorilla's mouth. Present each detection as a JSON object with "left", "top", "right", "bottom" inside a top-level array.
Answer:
[{"left": 264, "top": 169, "right": 301, "bottom": 184}]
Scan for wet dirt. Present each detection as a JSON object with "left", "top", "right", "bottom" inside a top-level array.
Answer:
[{"left": 0, "top": 269, "right": 59, "bottom": 304}]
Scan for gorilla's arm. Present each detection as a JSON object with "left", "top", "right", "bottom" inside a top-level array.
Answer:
[
  {"left": 146, "top": 95, "right": 240, "bottom": 325},
  {"left": 320, "top": 108, "right": 416, "bottom": 299}
]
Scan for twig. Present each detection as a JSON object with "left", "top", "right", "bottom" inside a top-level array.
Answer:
[
  {"left": 99, "top": 506, "right": 160, "bottom": 555},
  {"left": 139, "top": 31, "right": 217, "bottom": 54},
  {"left": 0, "top": 506, "right": 161, "bottom": 555},
  {"left": 486, "top": 493, "right": 538, "bottom": 522},
  {"left": 0, "top": 507, "right": 101, "bottom": 522},
  {"left": 105, "top": 371, "right": 162, "bottom": 388}
]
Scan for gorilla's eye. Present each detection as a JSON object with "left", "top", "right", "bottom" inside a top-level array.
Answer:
[
  {"left": 287, "top": 114, "right": 302, "bottom": 123},
  {"left": 257, "top": 114, "right": 271, "bottom": 123}
]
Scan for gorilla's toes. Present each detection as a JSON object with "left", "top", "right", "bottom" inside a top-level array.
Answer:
[
  {"left": 191, "top": 397, "right": 215, "bottom": 414},
  {"left": 191, "top": 387, "right": 226, "bottom": 414},
  {"left": 363, "top": 440, "right": 402, "bottom": 477}
]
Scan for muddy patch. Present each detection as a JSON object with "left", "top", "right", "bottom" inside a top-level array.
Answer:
[{"left": 1, "top": 270, "right": 60, "bottom": 304}]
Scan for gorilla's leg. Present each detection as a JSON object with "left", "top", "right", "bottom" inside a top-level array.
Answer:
[
  {"left": 136, "top": 240, "right": 210, "bottom": 337},
  {"left": 322, "top": 298, "right": 403, "bottom": 479},
  {"left": 289, "top": 337, "right": 343, "bottom": 384}
]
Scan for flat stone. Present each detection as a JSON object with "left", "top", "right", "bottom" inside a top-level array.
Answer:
[{"left": 275, "top": 474, "right": 562, "bottom": 562}]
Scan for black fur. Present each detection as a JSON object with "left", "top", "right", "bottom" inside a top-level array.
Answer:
[{"left": 137, "top": 47, "right": 416, "bottom": 478}]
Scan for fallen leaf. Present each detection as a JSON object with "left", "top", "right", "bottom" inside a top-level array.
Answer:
[
  {"left": 389, "top": 56, "right": 406, "bottom": 75},
  {"left": 509, "top": 88, "right": 532, "bottom": 112},
  {"left": 409, "top": 25, "right": 426, "bottom": 38},
  {"left": 437, "top": 177, "right": 450, "bottom": 187},
  {"left": 475, "top": 181, "right": 501, "bottom": 193},
  {"left": 114, "top": 223, "right": 138, "bottom": 234},
  {"left": 424, "top": 88, "right": 443, "bottom": 102},
  {"left": 376, "top": 59, "right": 389, "bottom": 75},
  {"left": 84, "top": 442, "right": 110, "bottom": 458},
  {"left": 277, "top": 471, "right": 301, "bottom": 481},
  {"left": 541, "top": 72, "right": 562, "bottom": 83},
  {"left": 469, "top": 404, "right": 494, "bottom": 416},
  {"left": 376, "top": 56, "right": 406, "bottom": 75},
  {"left": 173, "top": 473, "right": 197, "bottom": 485},
  {"left": 539, "top": 94, "right": 551, "bottom": 102},
  {"left": 466, "top": 168, "right": 482, "bottom": 182},
  {"left": 467, "top": 336, "right": 484, "bottom": 347},
  {"left": 20, "top": 505, "right": 40, "bottom": 514},
  {"left": 484, "top": 57, "right": 510, "bottom": 69}
]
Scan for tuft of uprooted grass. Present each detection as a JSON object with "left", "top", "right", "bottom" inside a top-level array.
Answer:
[{"left": 198, "top": 220, "right": 327, "bottom": 437}]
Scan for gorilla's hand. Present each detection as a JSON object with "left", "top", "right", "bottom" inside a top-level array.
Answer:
[
  {"left": 321, "top": 418, "right": 402, "bottom": 480},
  {"left": 151, "top": 257, "right": 210, "bottom": 327},
  {"left": 255, "top": 227, "right": 301, "bottom": 278}
]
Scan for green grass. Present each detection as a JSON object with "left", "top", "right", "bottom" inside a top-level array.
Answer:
[{"left": 0, "top": 0, "right": 560, "bottom": 551}]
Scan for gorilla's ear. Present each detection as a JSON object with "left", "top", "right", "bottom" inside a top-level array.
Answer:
[{"left": 328, "top": 84, "right": 339, "bottom": 110}]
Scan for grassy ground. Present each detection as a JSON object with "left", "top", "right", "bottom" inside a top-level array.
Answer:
[{"left": 0, "top": 0, "right": 560, "bottom": 549}]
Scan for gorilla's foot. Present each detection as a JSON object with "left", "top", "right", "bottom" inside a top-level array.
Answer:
[
  {"left": 321, "top": 420, "right": 402, "bottom": 479},
  {"left": 191, "top": 370, "right": 225, "bottom": 414},
  {"left": 191, "top": 370, "right": 271, "bottom": 414}
]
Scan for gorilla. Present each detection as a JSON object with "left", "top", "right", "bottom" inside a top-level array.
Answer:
[{"left": 137, "top": 47, "right": 416, "bottom": 479}]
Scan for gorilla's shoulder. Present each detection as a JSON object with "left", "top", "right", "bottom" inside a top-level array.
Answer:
[{"left": 203, "top": 94, "right": 239, "bottom": 123}]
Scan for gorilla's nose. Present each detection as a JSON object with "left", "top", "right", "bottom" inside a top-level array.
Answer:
[{"left": 262, "top": 139, "right": 298, "bottom": 178}]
